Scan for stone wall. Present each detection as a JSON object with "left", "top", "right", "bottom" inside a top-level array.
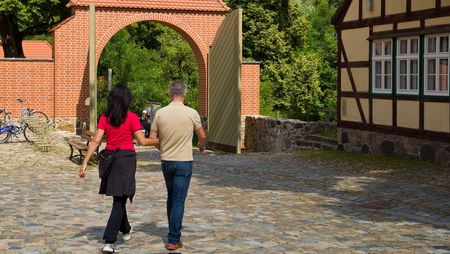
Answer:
[
  {"left": 244, "top": 116, "right": 336, "bottom": 152},
  {"left": 338, "top": 128, "right": 450, "bottom": 164}
]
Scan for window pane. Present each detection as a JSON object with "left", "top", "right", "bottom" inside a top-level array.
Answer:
[
  {"left": 375, "top": 41, "right": 382, "bottom": 56},
  {"left": 411, "top": 75, "right": 418, "bottom": 90},
  {"left": 440, "top": 36, "right": 449, "bottom": 52},
  {"left": 439, "top": 59, "right": 448, "bottom": 76},
  {"left": 400, "top": 60, "right": 407, "bottom": 74},
  {"left": 411, "top": 38, "right": 419, "bottom": 54},
  {"left": 439, "top": 59, "right": 448, "bottom": 92},
  {"left": 384, "top": 40, "right": 392, "bottom": 55},
  {"left": 375, "top": 61, "right": 382, "bottom": 75},
  {"left": 428, "top": 59, "right": 436, "bottom": 74},
  {"left": 399, "top": 75, "right": 407, "bottom": 90},
  {"left": 428, "top": 75, "right": 436, "bottom": 91},
  {"left": 385, "top": 75, "right": 391, "bottom": 89},
  {"left": 410, "top": 60, "right": 418, "bottom": 74},
  {"left": 375, "top": 75, "right": 382, "bottom": 89},
  {"left": 399, "top": 40, "right": 408, "bottom": 54},
  {"left": 385, "top": 61, "right": 391, "bottom": 74},
  {"left": 439, "top": 74, "right": 448, "bottom": 92},
  {"left": 428, "top": 37, "right": 437, "bottom": 53}
]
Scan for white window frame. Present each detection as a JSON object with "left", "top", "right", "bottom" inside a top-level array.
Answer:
[
  {"left": 372, "top": 39, "right": 393, "bottom": 94},
  {"left": 424, "top": 34, "right": 450, "bottom": 96},
  {"left": 396, "top": 37, "right": 420, "bottom": 95}
]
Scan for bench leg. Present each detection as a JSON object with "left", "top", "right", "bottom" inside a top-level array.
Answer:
[
  {"left": 69, "top": 145, "right": 74, "bottom": 161},
  {"left": 78, "top": 149, "right": 83, "bottom": 165}
]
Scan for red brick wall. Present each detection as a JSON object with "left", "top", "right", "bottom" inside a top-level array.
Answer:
[
  {"left": 0, "top": 59, "right": 55, "bottom": 119},
  {"left": 241, "top": 63, "right": 260, "bottom": 116}
]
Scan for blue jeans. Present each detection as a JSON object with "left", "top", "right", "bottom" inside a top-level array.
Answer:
[{"left": 161, "top": 161, "right": 193, "bottom": 244}]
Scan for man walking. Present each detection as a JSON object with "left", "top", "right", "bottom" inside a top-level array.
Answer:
[{"left": 150, "top": 81, "right": 207, "bottom": 251}]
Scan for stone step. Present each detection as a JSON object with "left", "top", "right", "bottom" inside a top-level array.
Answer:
[
  {"left": 295, "top": 140, "right": 337, "bottom": 150},
  {"left": 304, "top": 134, "right": 338, "bottom": 146}
]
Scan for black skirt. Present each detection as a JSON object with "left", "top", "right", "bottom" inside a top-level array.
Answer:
[{"left": 99, "top": 150, "right": 136, "bottom": 202}]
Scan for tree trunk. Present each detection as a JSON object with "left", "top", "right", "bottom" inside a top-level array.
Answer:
[{"left": 0, "top": 15, "right": 25, "bottom": 58}]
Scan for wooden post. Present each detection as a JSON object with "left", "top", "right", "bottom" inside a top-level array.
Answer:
[{"left": 89, "top": 3, "right": 97, "bottom": 131}]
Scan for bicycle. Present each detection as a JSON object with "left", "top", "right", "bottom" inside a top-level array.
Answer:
[{"left": 0, "top": 98, "right": 49, "bottom": 143}]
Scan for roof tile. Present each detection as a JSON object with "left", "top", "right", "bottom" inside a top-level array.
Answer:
[
  {"left": 0, "top": 40, "right": 53, "bottom": 59},
  {"left": 68, "top": 0, "right": 229, "bottom": 12}
]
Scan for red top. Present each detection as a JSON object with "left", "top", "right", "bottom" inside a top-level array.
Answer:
[{"left": 98, "top": 112, "right": 142, "bottom": 151}]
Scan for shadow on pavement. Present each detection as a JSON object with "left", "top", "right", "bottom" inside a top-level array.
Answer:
[
  {"left": 137, "top": 149, "right": 450, "bottom": 231},
  {"left": 136, "top": 222, "right": 166, "bottom": 243},
  {"left": 73, "top": 226, "right": 104, "bottom": 243}
]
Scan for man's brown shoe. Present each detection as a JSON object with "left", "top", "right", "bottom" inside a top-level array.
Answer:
[{"left": 166, "top": 242, "right": 183, "bottom": 251}]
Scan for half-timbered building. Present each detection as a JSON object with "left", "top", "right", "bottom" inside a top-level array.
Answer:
[{"left": 333, "top": 0, "right": 450, "bottom": 162}]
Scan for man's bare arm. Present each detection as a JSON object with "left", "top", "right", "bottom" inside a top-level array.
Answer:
[
  {"left": 150, "top": 130, "right": 160, "bottom": 150},
  {"left": 195, "top": 127, "right": 207, "bottom": 152}
]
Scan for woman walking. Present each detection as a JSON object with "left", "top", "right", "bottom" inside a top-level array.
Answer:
[{"left": 79, "top": 84, "right": 159, "bottom": 253}]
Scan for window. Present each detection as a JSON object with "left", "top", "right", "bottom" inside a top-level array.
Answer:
[
  {"left": 397, "top": 37, "right": 419, "bottom": 94},
  {"left": 372, "top": 39, "right": 392, "bottom": 93},
  {"left": 425, "top": 34, "right": 449, "bottom": 96}
]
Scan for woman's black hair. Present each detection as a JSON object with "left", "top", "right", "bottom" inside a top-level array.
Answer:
[{"left": 105, "top": 83, "right": 132, "bottom": 127}]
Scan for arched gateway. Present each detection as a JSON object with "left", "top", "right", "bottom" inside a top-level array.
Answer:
[
  {"left": 48, "top": 0, "right": 260, "bottom": 153},
  {"left": 0, "top": 1, "right": 259, "bottom": 153},
  {"left": 52, "top": 0, "right": 228, "bottom": 119}
]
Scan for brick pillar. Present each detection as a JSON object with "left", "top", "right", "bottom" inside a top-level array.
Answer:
[
  {"left": 241, "top": 62, "right": 260, "bottom": 116},
  {"left": 241, "top": 61, "right": 260, "bottom": 149}
]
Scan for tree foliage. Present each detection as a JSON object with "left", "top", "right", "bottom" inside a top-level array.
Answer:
[
  {"left": 97, "top": 23, "right": 199, "bottom": 115},
  {"left": 0, "top": 0, "right": 70, "bottom": 57},
  {"left": 224, "top": 0, "right": 339, "bottom": 120}
]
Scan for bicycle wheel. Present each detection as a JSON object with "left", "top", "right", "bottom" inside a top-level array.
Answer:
[
  {"left": 30, "top": 111, "right": 49, "bottom": 121},
  {"left": 0, "top": 130, "right": 10, "bottom": 144},
  {"left": 23, "top": 111, "right": 49, "bottom": 142},
  {"left": 23, "top": 123, "right": 34, "bottom": 142}
]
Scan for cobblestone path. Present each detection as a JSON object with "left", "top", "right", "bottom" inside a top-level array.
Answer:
[{"left": 0, "top": 135, "right": 449, "bottom": 253}]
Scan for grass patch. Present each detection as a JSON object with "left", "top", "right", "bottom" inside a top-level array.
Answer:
[{"left": 298, "top": 149, "right": 446, "bottom": 171}]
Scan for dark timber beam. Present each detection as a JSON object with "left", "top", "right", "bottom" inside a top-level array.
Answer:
[
  {"left": 340, "top": 121, "right": 450, "bottom": 143},
  {"left": 338, "top": 35, "right": 367, "bottom": 125},
  {"left": 359, "top": 0, "right": 363, "bottom": 21},
  {"left": 338, "top": 6, "right": 450, "bottom": 30},
  {"left": 339, "top": 61, "right": 370, "bottom": 68}
]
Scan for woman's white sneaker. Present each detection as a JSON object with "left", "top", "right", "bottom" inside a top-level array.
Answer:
[
  {"left": 123, "top": 227, "right": 133, "bottom": 241},
  {"left": 102, "top": 243, "right": 120, "bottom": 253}
]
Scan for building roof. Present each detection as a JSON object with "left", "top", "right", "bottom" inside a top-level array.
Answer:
[
  {"left": 67, "top": 0, "right": 230, "bottom": 12},
  {"left": 0, "top": 40, "right": 53, "bottom": 59}
]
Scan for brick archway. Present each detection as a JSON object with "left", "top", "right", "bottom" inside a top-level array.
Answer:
[
  {"left": 52, "top": 0, "right": 229, "bottom": 121},
  {"left": 96, "top": 13, "right": 210, "bottom": 99}
]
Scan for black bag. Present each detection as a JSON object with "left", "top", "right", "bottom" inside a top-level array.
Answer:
[{"left": 98, "top": 149, "right": 116, "bottom": 178}]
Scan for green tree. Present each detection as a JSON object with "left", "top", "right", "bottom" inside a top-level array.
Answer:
[
  {"left": 0, "top": 0, "right": 70, "bottom": 57},
  {"left": 97, "top": 23, "right": 199, "bottom": 115},
  {"left": 303, "top": 0, "right": 339, "bottom": 111},
  {"left": 268, "top": 53, "right": 324, "bottom": 120}
]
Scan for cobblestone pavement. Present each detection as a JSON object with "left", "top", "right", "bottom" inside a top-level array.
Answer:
[{"left": 0, "top": 133, "right": 449, "bottom": 253}]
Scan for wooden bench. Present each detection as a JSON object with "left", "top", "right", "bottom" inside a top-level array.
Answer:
[{"left": 68, "top": 129, "right": 99, "bottom": 165}]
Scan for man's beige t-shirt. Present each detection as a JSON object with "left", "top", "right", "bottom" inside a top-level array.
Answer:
[{"left": 151, "top": 101, "right": 202, "bottom": 161}]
